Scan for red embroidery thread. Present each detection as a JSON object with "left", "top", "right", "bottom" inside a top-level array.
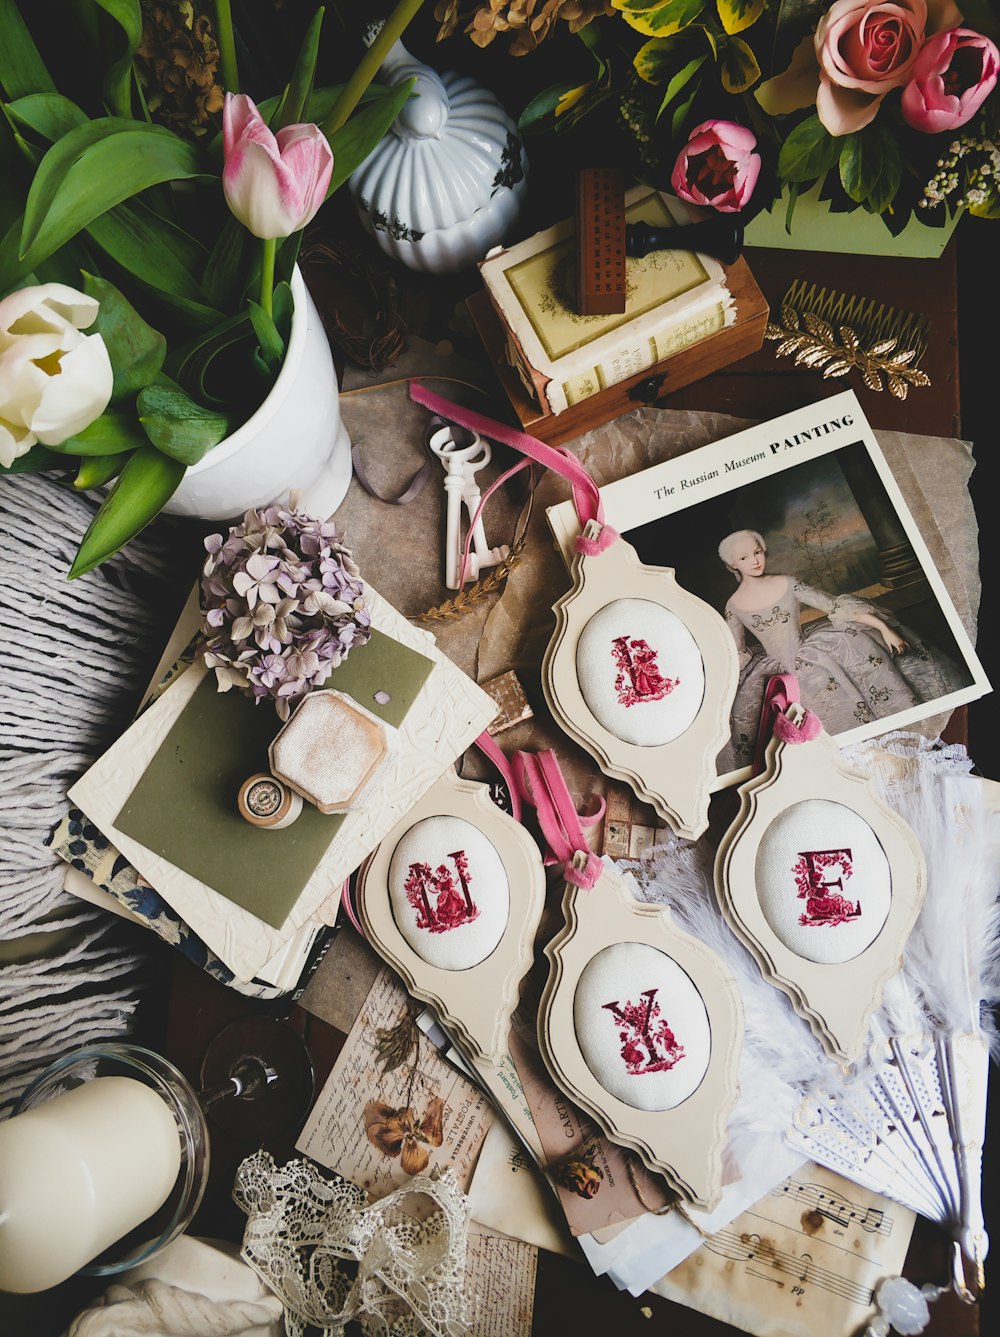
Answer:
[
  {"left": 611, "top": 636, "right": 679, "bottom": 708},
  {"left": 793, "top": 848, "right": 861, "bottom": 927},
  {"left": 602, "top": 987, "right": 685, "bottom": 1075},
  {"left": 404, "top": 851, "right": 480, "bottom": 933}
]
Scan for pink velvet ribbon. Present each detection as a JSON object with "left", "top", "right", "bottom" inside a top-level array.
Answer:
[
  {"left": 752, "top": 673, "right": 822, "bottom": 776},
  {"left": 474, "top": 729, "right": 523, "bottom": 823},
  {"left": 512, "top": 749, "right": 605, "bottom": 889}
]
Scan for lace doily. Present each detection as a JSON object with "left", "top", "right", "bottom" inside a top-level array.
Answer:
[{"left": 233, "top": 1151, "right": 472, "bottom": 1337}]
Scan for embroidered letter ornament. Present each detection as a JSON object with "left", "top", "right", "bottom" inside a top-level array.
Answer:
[
  {"left": 573, "top": 942, "right": 711, "bottom": 1111},
  {"left": 387, "top": 815, "right": 510, "bottom": 970},
  {"left": 576, "top": 599, "right": 706, "bottom": 747},
  {"left": 755, "top": 799, "right": 891, "bottom": 965}
]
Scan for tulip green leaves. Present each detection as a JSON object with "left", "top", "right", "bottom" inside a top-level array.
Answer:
[
  {"left": 1, "top": 0, "right": 428, "bottom": 577},
  {"left": 69, "top": 449, "right": 186, "bottom": 579}
]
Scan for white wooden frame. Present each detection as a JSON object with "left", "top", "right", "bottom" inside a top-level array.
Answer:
[
  {"left": 715, "top": 717, "right": 926, "bottom": 1061},
  {"left": 542, "top": 526, "right": 738, "bottom": 840},
  {"left": 537, "top": 865, "right": 743, "bottom": 1208},
  {"left": 357, "top": 769, "right": 545, "bottom": 1065}
]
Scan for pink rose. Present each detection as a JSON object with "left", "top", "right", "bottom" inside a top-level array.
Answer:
[
  {"left": 902, "top": 27, "right": 1000, "bottom": 132},
  {"left": 816, "top": 0, "right": 929, "bottom": 134},
  {"left": 670, "top": 120, "right": 761, "bottom": 214}
]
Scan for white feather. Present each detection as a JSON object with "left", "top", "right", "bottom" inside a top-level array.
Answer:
[
  {"left": 843, "top": 732, "right": 1000, "bottom": 1047},
  {"left": 623, "top": 834, "right": 831, "bottom": 1167}
]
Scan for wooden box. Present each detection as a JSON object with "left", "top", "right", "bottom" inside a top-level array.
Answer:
[{"left": 467, "top": 255, "right": 770, "bottom": 447}]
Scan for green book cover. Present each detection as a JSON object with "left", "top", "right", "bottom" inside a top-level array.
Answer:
[{"left": 114, "top": 630, "right": 432, "bottom": 927}]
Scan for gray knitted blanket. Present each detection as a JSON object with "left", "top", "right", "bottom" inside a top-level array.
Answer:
[{"left": 0, "top": 473, "right": 189, "bottom": 1114}]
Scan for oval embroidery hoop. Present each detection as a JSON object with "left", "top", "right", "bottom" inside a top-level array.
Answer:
[
  {"left": 357, "top": 767, "right": 546, "bottom": 1064},
  {"left": 714, "top": 703, "right": 927, "bottom": 1061},
  {"left": 537, "top": 862, "right": 743, "bottom": 1209},
  {"left": 544, "top": 520, "right": 739, "bottom": 840}
]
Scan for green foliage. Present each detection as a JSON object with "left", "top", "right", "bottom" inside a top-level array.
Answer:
[
  {"left": 778, "top": 115, "right": 840, "bottom": 183},
  {"left": 716, "top": 0, "right": 765, "bottom": 37},
  {"left": 92, "top": 0, "right": 143, "bottom": 118},
  {"left": 137, "top": 378, "right": 236, "bottom": 464},
  {"left": 656, "top": 54, "right": 709, "bottom": 120},
  {"left": 48, "top": 413, "right": 149, "bottom": 456},
  {"left": 617, "top": 0, "right": 706, "bottom": 40},
  {"left": 68, "top": 447, "right": 185, "bottom": 579},
  {"left": 0, "top": 0, "right": 56, "bottom": 98},
  {"left": 0, "top": 0, "right": 426, "bottom": 577},
  {"left": 839, "top": 124, "right": 901, "bottom": 212},
  {"left": 82, "top": 271, "right": 166, "bottom": 401},
  {"left": 718, "top": 35, "right": 759, "bottom": 93},
  {"left": 74, "top": 453, "right": 127, "bottom": 490},
  {"left": 18, "top": 120, "right": 210, "bottom": 275}
]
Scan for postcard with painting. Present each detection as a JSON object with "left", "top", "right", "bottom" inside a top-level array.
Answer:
[{"left": 546, "top": 390, "right": 989, "bottom": 786}]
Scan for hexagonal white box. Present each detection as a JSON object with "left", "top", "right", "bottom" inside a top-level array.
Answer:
[{"left": 268, "top": 690, "right": 396, "bottom": 815}]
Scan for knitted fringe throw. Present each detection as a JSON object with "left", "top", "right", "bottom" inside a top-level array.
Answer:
[{"left": 0, "top": 473, "right": 189, "bottom": 1114}]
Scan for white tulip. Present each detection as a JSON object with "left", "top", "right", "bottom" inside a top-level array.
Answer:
[{"left": 0, "top": 282, "right": 114, "bottom": 468}]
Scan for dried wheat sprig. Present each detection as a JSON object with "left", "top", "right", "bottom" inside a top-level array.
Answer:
[
  {"left": 764, "top": 304, "right": 931, "bottom": 400},
  {"left": 413, "top": 531, "right": 527, "bottom": 622}
]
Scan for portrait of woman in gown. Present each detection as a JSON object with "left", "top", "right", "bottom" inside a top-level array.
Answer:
[{"left": 717, "top": 529, "right": 967, "bottom": 771}]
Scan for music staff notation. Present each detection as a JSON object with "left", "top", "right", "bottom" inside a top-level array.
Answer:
[
  {"left": 771, "top": 1178, "right": 893, "bottom": 1237},
  {"left": 704, "top": 1228, "right": 875, "bottom": 1308}
]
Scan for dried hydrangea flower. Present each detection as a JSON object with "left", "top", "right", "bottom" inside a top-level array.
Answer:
[{"left": 199, "top": 500, "right": 371, "bottom": 719}]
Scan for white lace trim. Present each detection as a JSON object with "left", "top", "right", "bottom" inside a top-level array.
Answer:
[{"left": 233, "top": 1152, "right": 472, "bottom": 1337}]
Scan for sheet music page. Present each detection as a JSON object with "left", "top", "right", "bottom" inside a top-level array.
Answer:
[
  {"left": 296, "top": 965, "right": 493, "bottom": 1196},
  {"left": 651, "top": 1163, "right": 915, "bottom": 1337},
  {"left": 465, "top": 1224, "right": 538, "bottom": 1337}
]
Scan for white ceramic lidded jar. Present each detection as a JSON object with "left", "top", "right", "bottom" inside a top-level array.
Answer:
[{"left": 348, "top": 37, "right": 528, "bottom": 273}]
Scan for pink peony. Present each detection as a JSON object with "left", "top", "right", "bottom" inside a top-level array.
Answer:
[
  {"left": 901, "top": 27, "right": 1000, "bottom": 132},
  {"left": 815, "top": 0, "right": 929, "bottom": 134},
  {"left": 222, "top": 93, "right": 333, "bottom": 240},
  {"left": 670, "top": 121, "right": 761, "bottom": 214}
]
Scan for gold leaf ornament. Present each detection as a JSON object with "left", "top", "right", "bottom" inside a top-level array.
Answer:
[{"left": 765, "top": 296, "right": 931, "bottom": 400}]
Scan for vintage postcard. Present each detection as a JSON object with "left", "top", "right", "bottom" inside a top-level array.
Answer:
[
  {"left": 547, "top": 390, "right": 989, "bottom": 786},
  {"left": 296, "top": 963, "right": 493, "bottom": 1198},
  {"left": 465, "top": 1224, "right": 537, "bottom": 1337}
]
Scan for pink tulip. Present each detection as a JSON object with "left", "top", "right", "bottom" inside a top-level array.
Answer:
[
  {"left": 671, "top": 121, "right": 761, "bottom": 214},
  {"left": 902, "top": 27, "right": 1000, "bottom": 132},
  {"left": 222, "top": 93, "right": 333, "bottom": 240}
]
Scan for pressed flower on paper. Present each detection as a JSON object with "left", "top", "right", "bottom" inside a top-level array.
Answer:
[
  {"left": 552, "top": 1142, "right": 605, "bottom": 1200},
  {"left": 365, "top": 1098, "right": 446, "bottom": 1176}
]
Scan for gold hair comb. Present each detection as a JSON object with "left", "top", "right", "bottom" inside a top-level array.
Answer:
[{"left": 764, "top": 280, "right": 931, "bottom": 400}]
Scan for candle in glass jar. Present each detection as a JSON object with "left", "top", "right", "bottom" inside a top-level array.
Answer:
[{"left": 0, "top": 1075, "right": 181, "bottom": 1293}]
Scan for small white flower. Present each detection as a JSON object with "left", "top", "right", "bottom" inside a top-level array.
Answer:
[{"left": 0, "top": 283, "right": 113, "bottom": 467}]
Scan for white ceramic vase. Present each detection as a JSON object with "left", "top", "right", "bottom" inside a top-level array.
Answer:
[{"left": 162, "top": 267, "right": 352, "bottom": 520}]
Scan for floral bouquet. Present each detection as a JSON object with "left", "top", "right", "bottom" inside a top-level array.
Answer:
[
  {"left": 1, "top": 0, "right": 426, "bottom": 577},
  {"left": 200, "top": 498, "right": 371, "bottom": 720},
  {"left": 437, "top": 1, "right": 1000, "bottom": 232}
]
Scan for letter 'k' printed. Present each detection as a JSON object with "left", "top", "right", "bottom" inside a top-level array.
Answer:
[{"left": 602, "top": 987, "right": 685, "bottom": 1075}]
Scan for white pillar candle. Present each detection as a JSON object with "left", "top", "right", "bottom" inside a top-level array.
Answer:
[{"left": 0, "top": 1075, "right": 182, "bottom": 1293}]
